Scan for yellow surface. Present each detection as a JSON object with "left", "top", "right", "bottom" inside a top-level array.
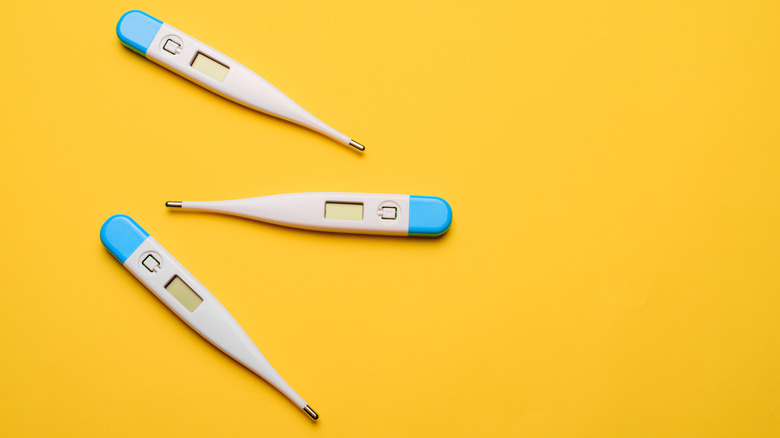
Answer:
[{"left": 1, "top": 1, "right": 779, "bottom": 436}]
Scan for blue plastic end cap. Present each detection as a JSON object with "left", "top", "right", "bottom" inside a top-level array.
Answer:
[
  {"left": 408, "top": 196, "right": 452, "bottom": 237},
  {"left": 116, "top": 10, "right": 163, "bottom": 56},
  {"left": 100, "top": 214, "right": 150, "bottom": 263}
]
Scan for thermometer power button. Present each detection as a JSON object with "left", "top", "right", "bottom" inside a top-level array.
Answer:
[
  {"left": 377, "top": 201, "right": 400, "bottom": 222},
  {"left": 163, "top": 39, "right": 181, "bottom": 55},
  {"left": 379, "top": 206, "right": 397, "bottom": 220},
  {"left": 141, "top": 252, "right": 162, "bottom": 273}
]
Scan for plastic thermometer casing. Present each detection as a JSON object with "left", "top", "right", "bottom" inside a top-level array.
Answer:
[
  {"left": 176, "top": 193, "right": 453, "bottom": 237},
  {"left": 100, "top": 215, "right": 314, "bottom": 417},
  {"left": 116, "top": 10, "right": 353, "bottom": 146}
]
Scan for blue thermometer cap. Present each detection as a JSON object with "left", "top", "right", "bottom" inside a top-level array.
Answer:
[
  {"left": 116, "top": 10, "right": 162, "bottom": 56},
  {"left": 408, "top": 196, "right": 453, "bottom": 237},
  {"left": 101, "top": 215, "right": 150, "bottom": 263}
]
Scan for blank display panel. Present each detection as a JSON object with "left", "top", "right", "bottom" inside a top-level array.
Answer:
[
  {"left": 165, "top": 276, "right": 204, "bottom": 312},
  {"left": 191, "top": 52, "right": 229, "bottom": 82},
  {"left": 325, "top": 202, "right": 364, "bottom": 220}
]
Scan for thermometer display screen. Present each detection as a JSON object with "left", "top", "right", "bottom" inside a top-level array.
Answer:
[
  {"left": 165, "top": 276, "right": 203, "bottom": 312},
  {"left": 325, "top": 202, "right": 363, "bottom": 220},
  {"left": 191, "top": 52, "right": 229, "bottom": 82}
]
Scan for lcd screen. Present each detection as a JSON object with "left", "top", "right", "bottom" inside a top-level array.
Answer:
[
  {"left": 191, "top": 52, "right": 230, "bottom": 82},
  {"left": 325, "top": 202, "right": 364, "bottom": 220},
  {"left": 165, "top": 276, "right": 204, "bottom": 312}
]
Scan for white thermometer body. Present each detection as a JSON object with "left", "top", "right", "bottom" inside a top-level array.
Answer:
[
  {"left": 116, "top": 10, "right": 364, "bottom": 151},
  {"left": 100, "top": 214, "right": 318, "bottom": 420},
  {"left": 167, "top": 192, "right": 453, "bottom": 237}
]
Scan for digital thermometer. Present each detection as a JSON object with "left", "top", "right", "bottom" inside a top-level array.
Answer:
[
  {"left": 116, "top": 10, "right": 365, "bottom": 151},
  {"left": 100, "top": 214, "right": 318, "bottom": 420},
  {"left": 165, "top": 193, "right": 452, "bottom": 237}
]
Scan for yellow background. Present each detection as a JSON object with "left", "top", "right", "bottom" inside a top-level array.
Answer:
[{"left": 1, "top": 1, "right": 779, "bottom": 436}]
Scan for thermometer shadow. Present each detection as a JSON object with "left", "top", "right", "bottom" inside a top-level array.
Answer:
[
  {"left": 171, "top": 313, "right": 319, "bottom": 423},
  {"left": 170, "top": 209, "right": 452, "bottom": 244},
  {"left": 119, "top": 48, "right": 363, "bottom": 155},
  {"left": 100, "top": 242, "right": 318, "bottom": 423}
]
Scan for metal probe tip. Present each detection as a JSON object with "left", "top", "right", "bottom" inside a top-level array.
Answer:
[
  {"left": 165, "top": 201, "right": 182, "bottom": 208},
  {"left": 303, "top": 405, "right": 319, "bottom": 420},
  {"left": 349, "top": 140, "right": 365, "bottom": 151}
]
